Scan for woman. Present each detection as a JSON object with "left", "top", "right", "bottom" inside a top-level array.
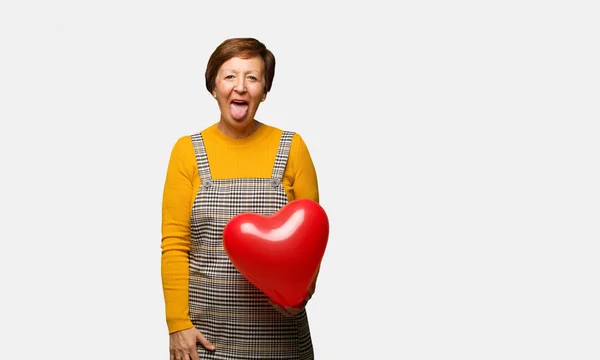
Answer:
[{"left": 161, "top": 38, "right": 320, "bottom": 359}]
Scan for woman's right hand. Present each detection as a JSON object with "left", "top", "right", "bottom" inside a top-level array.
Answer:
[{"left": 169, "top": 327, "right": 215, "bottom": 360}]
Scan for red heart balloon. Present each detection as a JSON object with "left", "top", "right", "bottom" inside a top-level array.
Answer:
[{"left": 223, "top": 199, "right": 329, "bottom": 308}]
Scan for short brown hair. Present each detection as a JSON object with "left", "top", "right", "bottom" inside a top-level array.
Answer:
[{"left": 205, "top": 38, "right": 276, "bottom": 94}]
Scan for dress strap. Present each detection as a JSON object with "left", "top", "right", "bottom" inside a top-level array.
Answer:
[
  {"left": 270, "top": 131, "right": 294, "bottom": 187},
  {"left": 190, "top": 133, "right": 213, "bottom": 188}
]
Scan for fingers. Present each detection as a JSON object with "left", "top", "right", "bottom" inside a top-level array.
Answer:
[
  {"left": 170, "top": 351, "right": 194, "bottom": 360},
  {"left": 170, "top": 327, "right": 214, "bottom": 360},
  {"left": 268, "top": 299, "right": 294, "bottom": 316},
  {"left": 308, "top": 280, "right": 316, "bottom": 299},
  {"left": 284, "top": 304, "right": 306, "bottom": 316},
  {"left": 267, "top": 296, "right": 308, "bottom": 317},
  {"left": 188, "top": 348, "right": 200, "bottom": 360},
  {"left": 170, "top": 352, "right": 192, "bottom": 360},
  {"left": 195, "top": 329, "right": 216, "bottom": 351}
]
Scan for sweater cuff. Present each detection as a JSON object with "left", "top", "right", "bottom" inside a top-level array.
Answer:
[{"left": 167, "top": 318, "right": 194, "bottom": 334}]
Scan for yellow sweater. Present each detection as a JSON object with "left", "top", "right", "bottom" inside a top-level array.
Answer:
[{"left": 161, "top": 123, "right": 319, "bottom": 333}]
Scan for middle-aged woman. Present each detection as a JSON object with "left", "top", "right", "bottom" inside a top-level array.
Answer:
[{"left": 161, "top": 37, "right": 320, "bottom": 359}]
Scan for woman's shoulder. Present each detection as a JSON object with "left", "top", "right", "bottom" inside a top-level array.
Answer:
[
  {"left": 168, "top": 133, "right": 197, "bottom": 160},
  {"left": 261, "top": 123, "right": 305, "bottom": 142},
  {"left": 170, "top": 124, "right": 217, "bottom": 146}
]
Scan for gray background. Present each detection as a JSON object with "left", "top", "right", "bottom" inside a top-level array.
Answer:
[{"left": 1, "top": 1, "right": 598, "bottom": 359}]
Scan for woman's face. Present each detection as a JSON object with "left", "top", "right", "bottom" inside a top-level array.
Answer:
[{"left": 213, "top": 56, "right": 266, "bottom": 130}]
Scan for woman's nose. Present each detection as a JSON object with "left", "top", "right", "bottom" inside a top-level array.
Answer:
[{"left": 234, "top": 79, "right": 246, "bottom": 93}]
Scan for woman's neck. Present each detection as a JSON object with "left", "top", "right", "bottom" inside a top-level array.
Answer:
[{"left": 217, "top": 120, "right": 259, "bottom": 139}]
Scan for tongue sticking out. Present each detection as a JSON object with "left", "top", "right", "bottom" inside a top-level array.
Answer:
[{"left": 230, "top": 102, "right": 249, "bottom": 120}]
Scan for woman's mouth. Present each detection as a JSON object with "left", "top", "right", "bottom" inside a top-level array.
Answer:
[{"left": 230, "top": 100, "right": 249, "bottom": 120}]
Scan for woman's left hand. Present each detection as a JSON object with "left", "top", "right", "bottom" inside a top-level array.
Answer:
[
  {"left": 283, "top": 303, "right": 305, "bottom": 316},
  {"left": 268, "top": 299, "right": 307, "bottom": 316},
  {"left": 269, "top": 280, "right": 316, "bottom": 316}
]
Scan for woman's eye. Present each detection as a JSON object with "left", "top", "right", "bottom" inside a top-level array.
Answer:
[
  {"left": 225, "top": 75, "right": 235, "bottom": 80},
  {"left": 248, "top": 76, "right": 257, "bottom": 81}
]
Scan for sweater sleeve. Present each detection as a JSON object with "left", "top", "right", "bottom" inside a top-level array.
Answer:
[
  {"left": 288, "top": 133, "right": 319, "bottom": 203},
  {"left": 287, "top": 133, "right": 322, "bottom": 294},
  {"left": 161, "top": 136, "right": 196, "bottom": 333}
]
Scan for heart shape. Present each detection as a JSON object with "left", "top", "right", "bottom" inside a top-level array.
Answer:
[{"left": 223, "top": 199, "right": 329, "bottom": 307}]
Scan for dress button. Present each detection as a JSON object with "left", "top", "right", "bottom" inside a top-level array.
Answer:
[
  {"left": 203, "top": 179, "right": 212, "bottom": 188},
  {"left": 270, "top": 178, "right": 280, "bottom": 187}
]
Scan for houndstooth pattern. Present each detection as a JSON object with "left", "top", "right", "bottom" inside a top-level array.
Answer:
[{"left": 188, "top": 130, "right": 314, "bottom": 359}]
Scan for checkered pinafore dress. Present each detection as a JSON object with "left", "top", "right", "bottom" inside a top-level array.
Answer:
[{"left": 188, "top": 131, "right": 314, "bottom": 359}]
